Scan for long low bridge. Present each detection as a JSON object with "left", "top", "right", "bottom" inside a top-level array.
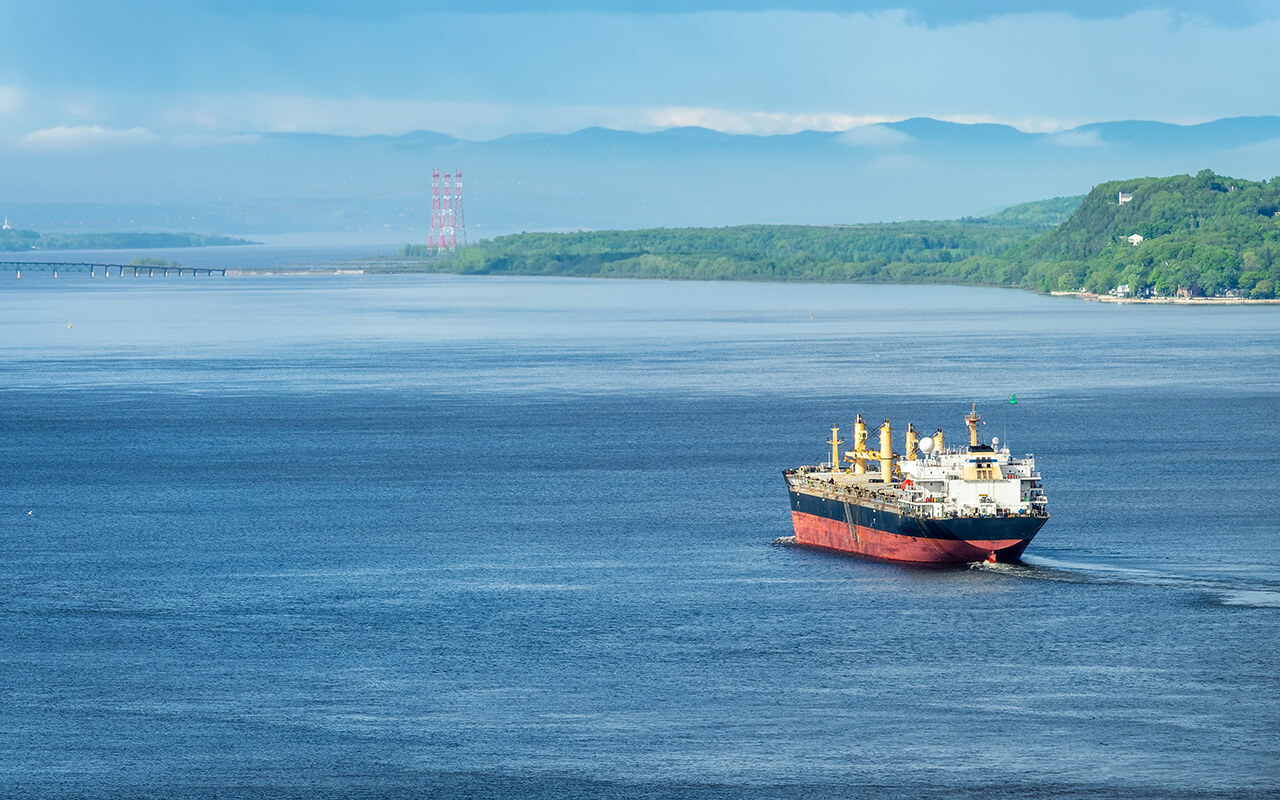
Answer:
[{"left": 0, "top": 261, "right": 227, "bottom": 278}]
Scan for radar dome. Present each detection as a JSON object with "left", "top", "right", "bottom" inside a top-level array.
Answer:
[{"left": 918, "top": 436, "right": 934, "bottom": 454}]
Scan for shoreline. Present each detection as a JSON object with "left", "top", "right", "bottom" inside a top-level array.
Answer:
[
  {"left": 352, "top": 266, "right": 1280, "bottom": 305},
  {"left": 1049, "top": 291, "right": 1280, "bottom": 305}
]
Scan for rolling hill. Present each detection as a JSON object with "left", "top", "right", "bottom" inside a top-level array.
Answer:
[{"left": 402, "top": 172, "right": 1280, "bottom": 299}]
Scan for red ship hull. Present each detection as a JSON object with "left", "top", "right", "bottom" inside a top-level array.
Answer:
[{"left": 791, "top": 509, "right": 1034, "bottom": 564}]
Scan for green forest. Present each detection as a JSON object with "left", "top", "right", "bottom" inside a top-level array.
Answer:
[
  {"left": 399, "top": 170, "right": 1280, "bottom": 298},
  {"left": 401, "top": 220, "right": 1042, "bottom": 284},
  {"left": 1017, "top": 171, "right": 1280, "bottom": 297},
  {"left": 0, "top": 230, "right": 255, "bottom": 252}
]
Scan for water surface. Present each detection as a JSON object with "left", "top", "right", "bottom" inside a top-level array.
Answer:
[{"left": 1, "top": 272, "right": 1277, "bottom": 798}]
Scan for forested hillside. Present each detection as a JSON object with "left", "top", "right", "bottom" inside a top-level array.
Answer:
[
  {"left": 402, "top": 221, "right": 1037, "bottom": 283},
  {"left": 399, "top": 171, "right": 1280, "bottom": 298},
  {"left": 969, "top": 195, "right": 1082, "bottom": 227},
  {"left": 398, "top": 196, "right": 1071, "bottom": 283},
  {"left": 1016, "top": 170, "right": 1280, "bottom": 296}
]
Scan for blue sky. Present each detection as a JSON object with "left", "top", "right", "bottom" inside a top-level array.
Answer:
[{"left": 2, "top": 0, "right": 1279, "bottom": 146}]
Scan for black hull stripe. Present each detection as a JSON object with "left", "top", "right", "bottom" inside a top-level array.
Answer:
[{"left": 789, "top": 488, "right": 1046, "bottom": 542}]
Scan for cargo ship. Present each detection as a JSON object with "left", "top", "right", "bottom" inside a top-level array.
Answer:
[{"left": 783, "top": 405, "right": 1048, "bottom": 564}]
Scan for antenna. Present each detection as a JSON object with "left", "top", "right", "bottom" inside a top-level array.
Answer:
[
  {"left": 442, "top": 172, "right": 456, "bottom": 251},
  {"left": 428, "top": 169, "right": 466, "bottom": 252},
  {"left": 429, "top": 169, "right": 444, "bottom": 252},
  {"left": 453, "top": 170, "right": 466, "bottom": 247}
]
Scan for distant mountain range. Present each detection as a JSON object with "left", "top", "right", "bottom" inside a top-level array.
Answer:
[{"left": 4, "top": 116, "right": 1280, "bottom": 238}]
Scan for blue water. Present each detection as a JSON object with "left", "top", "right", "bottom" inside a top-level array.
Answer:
[{"left": 1, "top": 272, "right": 1278, "bottom": 799}]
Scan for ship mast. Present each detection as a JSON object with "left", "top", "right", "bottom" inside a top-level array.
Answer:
[
  {"left": 827, "top": 426, "right": 843, "bottom": 471},
  {"left": 965, "top": 403, "right": 983, "bottom": 448}
]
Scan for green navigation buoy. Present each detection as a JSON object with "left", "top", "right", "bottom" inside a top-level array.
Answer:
[{"left": 1010, "top": 394, "right": 1018, "bottom": 404}]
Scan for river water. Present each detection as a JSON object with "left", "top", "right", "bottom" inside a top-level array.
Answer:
[{"left": 1, "top": 268, "right": 1277, "bottom": 798}]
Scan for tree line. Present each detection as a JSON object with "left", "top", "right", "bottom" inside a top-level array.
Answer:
[
  {"left": 397, "top": 170, "right": 1280, "bottom": 299},
  {"left": 0, "top": 230, "right": 254, "bottom": 252}
]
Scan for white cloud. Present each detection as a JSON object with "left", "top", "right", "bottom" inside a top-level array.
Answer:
[
  {"left": 150, "top": 93, "right": 895, "bottom": 139},
  {"left": 0, "top": 91, "right": 1227, "bottom": 146},
  {"left": 17, "top": 125, "right": 157, "bottom": 151},
  {"left": 5, "top": 9, "right": 1280, "bottom": 143},
  {"left": 6, "top": 5, "right": 1276, "bottom": 144},
  {"left": 838, "top": 124, "right": 915, "bottom": 148},
  {"left": 928, "top": 114, "right": 1082, "bottom": 134},
  {"left": 642, "top": 107, "right": 887, "bottom": 136},
  {"left": 82, "top": 90, "right": 1156, "bottom": 142}
]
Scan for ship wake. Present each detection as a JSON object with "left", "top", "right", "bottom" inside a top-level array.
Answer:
[{"left": 971, "top": 554, "right": 1280, "bottom": 608}]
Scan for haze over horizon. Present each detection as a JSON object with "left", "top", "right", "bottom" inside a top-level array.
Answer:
[
  {"left": 4, "top": 9, "right": 1280, "bottom": 799},
  {"left": 4, "top": 1, "right": 1280, "bottom": 235}
]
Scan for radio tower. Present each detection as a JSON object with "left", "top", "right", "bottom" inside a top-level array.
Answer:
[
  {"left": 442, "top": 172, "right": 456, "bottom": 251},
  {"left": 452, "top": 170, "right": 466, "bottom": 247},
  {"left": 428, "top": 169, "right": 467, "bottom": 252},
  {"left": 429, "top": 169, "right": 444, "bottom": 252}
]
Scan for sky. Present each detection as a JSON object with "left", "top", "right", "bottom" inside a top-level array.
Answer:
[{"left": 2, "top": 0, "right": 1279, "bottom": 146}]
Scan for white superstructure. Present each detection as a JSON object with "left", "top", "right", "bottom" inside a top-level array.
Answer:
[
  {"left": 897, "top": 439, "right": 1047, "bottom": 519},
  {"left": 796, "top": 403, "right": 1049, "bottom": 523}
]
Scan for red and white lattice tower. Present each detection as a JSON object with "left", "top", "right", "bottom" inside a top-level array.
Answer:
[
  {"left": 452, "top": 170, "right": 466, "bottom": 247},
  {"left": 429, "top": 169, "right": 445, "bottom": 251},
  {"left": 428, "top": 168, "right": 467, "bottom": 252},
  {"left": 442, "top": 172, "right": 456, "bottom": 251}
]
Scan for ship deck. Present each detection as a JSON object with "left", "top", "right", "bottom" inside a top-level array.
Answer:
[{"left": 785, "top": 470, "right": 1045, "bottom": 522}]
